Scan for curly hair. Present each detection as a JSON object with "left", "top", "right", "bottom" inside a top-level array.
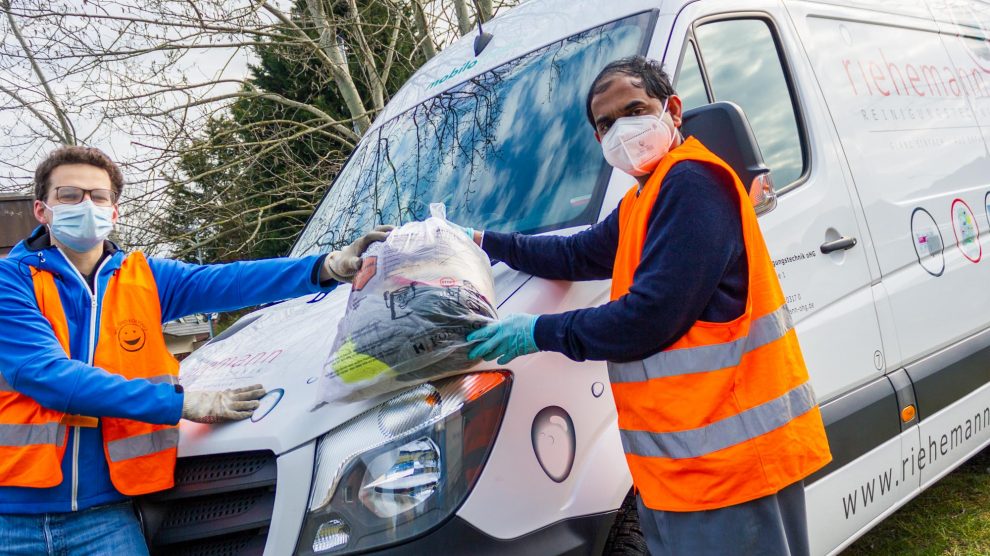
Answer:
[
  {"left": 586, "top": 55, "right": 676, "bottom": 128},
  {"left": 34, "top": 146, "right": 124, "bottom": 202}
]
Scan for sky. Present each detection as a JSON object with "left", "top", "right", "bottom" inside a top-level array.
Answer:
[
  {"left": 0, "top": 1, "right": 258, "bottom": 195},
  {"left": 0, "top": 0, "right": 498, "bottom": 231},
  {"left": 0, "top": 0, "right": 478, "bottom": 196}
]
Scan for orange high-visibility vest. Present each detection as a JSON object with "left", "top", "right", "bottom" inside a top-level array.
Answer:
[
  {"left": 609, "top": 137, "right": 831, "bottom": 512},
  {"left": 0, "top": 252, "right": 179, "bottom": 494}
]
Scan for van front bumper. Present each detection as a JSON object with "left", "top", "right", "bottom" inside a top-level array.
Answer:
[
  {"left": 367, "top": 511, "right": 617, "bottom": 556},
  {"left": 144, "top": 440, "right": 616, "bottom": 556}
]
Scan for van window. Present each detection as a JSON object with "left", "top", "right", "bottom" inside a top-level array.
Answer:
[
  {"left": 291, "top": 13, "right": 654, "bottom": 256},
  {"left": 693, "top": 19, "right": 806, "bottom": 189},
  {"left": 675, "top": 42, "right": 709, "bottom": 111}
]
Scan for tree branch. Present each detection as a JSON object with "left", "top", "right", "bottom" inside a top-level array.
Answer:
[
  {"left": 2, "top": 0, "right": 75, "bottom": 144},
  {"left": 0, "top": 83, "right": 67, "bottom": 142}
]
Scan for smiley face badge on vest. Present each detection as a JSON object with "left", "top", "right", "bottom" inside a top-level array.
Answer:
[{"left": 117, "top": 319, "right": 148, "bottom": 352}]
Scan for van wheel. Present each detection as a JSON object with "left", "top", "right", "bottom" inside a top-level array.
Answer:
[{"left": 602, "top": 493, "right": 647, "bottom": 555}]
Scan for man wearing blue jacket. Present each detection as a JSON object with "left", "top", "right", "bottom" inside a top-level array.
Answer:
[{"left": 0, "top": 146, "right": 387, "bottom": 555}]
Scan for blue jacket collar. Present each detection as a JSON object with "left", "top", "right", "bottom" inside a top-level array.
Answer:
[{"left": 8, "top": 226, "right": 125, "bottom": 281}]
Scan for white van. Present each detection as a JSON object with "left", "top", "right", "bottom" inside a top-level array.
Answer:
[{"left": 137, "top": 1, "right": 990, "bottom": 554}]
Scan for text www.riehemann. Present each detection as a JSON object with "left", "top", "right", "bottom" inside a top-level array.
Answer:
[{"left": 841, "top": 406, "right": 990, "bottom": 519}]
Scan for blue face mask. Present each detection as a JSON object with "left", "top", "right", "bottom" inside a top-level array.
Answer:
[{"left": 44, "top": 200, "right": 115, "bottom": 253}]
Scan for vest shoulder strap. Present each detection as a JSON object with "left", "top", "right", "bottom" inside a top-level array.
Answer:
[{"left": 31, "top": 267, "right": 71, "bottom": 355}]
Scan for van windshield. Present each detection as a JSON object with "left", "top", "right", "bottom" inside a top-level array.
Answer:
[{"left": 291, "top": 12, "right": 651, "bottom": 256}]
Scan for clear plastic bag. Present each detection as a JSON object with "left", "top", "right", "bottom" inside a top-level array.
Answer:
[{"left": 318, "top": 204, "right": 497, "bottom": 402}]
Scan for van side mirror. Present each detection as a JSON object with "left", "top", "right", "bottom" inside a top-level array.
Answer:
[{"left": 680, "top": 101, "right": 777, "bottom": 216}]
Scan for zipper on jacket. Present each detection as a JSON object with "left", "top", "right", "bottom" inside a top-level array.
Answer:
[
  {"left": 56, "top": 247, "right": 112, "bottom": 512},
  {"left": 71, "top": 425, "right": 81, "bottom": 511}
]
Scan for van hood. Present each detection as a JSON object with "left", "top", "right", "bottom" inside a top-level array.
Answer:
[{"left": 175, "top": 262, "right": 532, "bottom": 458}]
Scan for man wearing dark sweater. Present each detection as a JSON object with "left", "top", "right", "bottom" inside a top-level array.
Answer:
[
  {"left": 464, "top": 66, "right": 745, "bottom": 364},
  {"left": 476, "top": 159, "right": 745, "bottom": 362},
  {"left": 462, "top": 56, "right": 829, "bottom": 555}
]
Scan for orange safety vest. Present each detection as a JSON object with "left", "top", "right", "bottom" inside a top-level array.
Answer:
[
  {"left": 609, "top": 137, "right": 831, "bottom": 512},
  {"left": 0, "top": 252, "right": 179, "bottom": 495}
]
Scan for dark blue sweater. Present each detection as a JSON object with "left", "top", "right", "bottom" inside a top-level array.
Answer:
[{"left": 481, "top": 161, "right": 748, "bottom": 363}]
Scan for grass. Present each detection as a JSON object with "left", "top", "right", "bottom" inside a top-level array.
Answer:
[{"left": 843, "top": 448, "right": 990, "bottom": 555}]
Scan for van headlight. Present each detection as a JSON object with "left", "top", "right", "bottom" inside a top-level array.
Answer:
[{"left": 295, "top": 372, "right": 511, "bottom": 555}]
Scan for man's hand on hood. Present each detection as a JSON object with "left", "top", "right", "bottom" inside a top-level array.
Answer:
[{"left": 181, "top": 384, "right": 267, "bottom": 423}]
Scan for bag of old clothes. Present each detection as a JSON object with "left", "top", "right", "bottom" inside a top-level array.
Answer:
[{"left": 318, "top": 204, "right": 497, "bottom": 402}]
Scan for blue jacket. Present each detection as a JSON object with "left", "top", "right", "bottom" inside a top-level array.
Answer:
[{"left": 0, "top": 227, "right": 336, "bottom": 514}]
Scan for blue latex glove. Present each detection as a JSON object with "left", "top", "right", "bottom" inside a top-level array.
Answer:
[
  {"left": 447, "top": 221, "right": 475, "bottom": 242},
  {"left": 467, "top": 314, "right": 539, "bottom": 365}
]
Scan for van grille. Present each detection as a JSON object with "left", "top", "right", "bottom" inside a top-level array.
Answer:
[{"left": 139, "top": 451, "right": 277, "bottom": 556}]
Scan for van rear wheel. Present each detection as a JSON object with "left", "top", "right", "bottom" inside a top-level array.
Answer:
[{"left": 602, "top": 493, "right": 647, "bottom": 555}]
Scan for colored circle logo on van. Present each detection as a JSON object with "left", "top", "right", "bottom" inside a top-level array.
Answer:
[
  {"left": 951, "top": 198, "right": 981, "bottom": 263},
  {"left": 911, "top": 207, "right": 944, "bottom": 277},
  {"left": 117, "top": 320, "right": 147, "bottom": 352}
]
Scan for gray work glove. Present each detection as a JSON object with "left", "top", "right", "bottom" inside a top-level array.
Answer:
[
  {"left": 181, "top": 384, "right": 267, "bottom": 423},
  {"left": 323, "top": 225, "right": 395, "bottom": 283}
]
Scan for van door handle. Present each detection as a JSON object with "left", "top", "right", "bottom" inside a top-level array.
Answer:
[{"left": 820, "top": 236, "right": 857, "bottom": 254}]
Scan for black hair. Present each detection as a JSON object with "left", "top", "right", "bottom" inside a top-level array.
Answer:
[{"left": 585, "top": 55, "right": 675, "bottom": 128}]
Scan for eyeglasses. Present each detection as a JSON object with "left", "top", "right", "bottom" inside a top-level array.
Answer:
[{"left": 52, "top": 186, "right": 117, "bottom": 207}]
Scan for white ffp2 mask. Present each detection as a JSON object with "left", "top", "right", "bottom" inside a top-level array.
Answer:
[{"left": 601, "top": 104, "right": 676, "bottom": 177}]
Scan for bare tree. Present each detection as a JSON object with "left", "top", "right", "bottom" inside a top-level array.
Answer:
[{"left": 0, "top": 0, "right": 517, "bottom": 258}]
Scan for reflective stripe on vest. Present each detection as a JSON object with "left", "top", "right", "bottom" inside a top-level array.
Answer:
[
  {"left": 0, "top": 423, "right": 66, "bottom": 447},
  {"left": 620, "top": 382, "right": 816, "bottom": 459},
  {"left": 607, "top": 137, "right": 831, "bottom": 512},
  {"left": 608, "top": 305, "right": 793, "bottom": 383},
  {"left": 107, "top": 428, "right": 179, "bottom": 462}
]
